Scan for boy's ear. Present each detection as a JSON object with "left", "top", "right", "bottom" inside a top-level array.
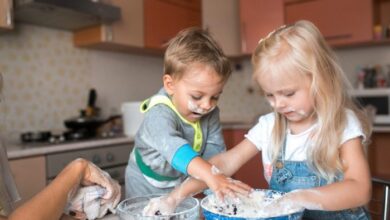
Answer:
[{"left": 163, "top": 74, "right": 175, "bottom": 95}]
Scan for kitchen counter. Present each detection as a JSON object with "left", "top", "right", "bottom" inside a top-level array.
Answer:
[
  {"left": 6, "top": 136, "right": 134, "bottom": 159},
  {"left": 373, "top": 125, "right": 390, "bottom": 133}
]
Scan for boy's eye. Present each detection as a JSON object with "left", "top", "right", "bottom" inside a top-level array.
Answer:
[
  {"left": 265, "top": 94, "right": 273, "bottom": 98},
  {"left": 212, "top": 96, "right": 219, "bottom": 101},
  {"left": 285, "top": 92, "right": 295, "bottom": 97},
  {"left": 191, "top": 95, "right": 202, "bottom": 100}
]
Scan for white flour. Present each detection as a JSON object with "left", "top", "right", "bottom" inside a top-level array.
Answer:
[{"left": 202, "top": 190, "right": 304, "bottom": 218}]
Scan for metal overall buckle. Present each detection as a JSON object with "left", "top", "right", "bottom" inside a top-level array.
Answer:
[{"left": 275, "top": 161, "right": 293, "bottom": 184}]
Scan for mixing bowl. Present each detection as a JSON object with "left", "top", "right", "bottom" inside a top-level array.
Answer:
[
  {"left": 116, "top": 194, "right": 199, "bottom": 220},
  {"left": 201, "top": 189, "right": 304, "bottom": 220}
]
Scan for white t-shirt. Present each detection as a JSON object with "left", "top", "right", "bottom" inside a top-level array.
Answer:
[{"left": 245, "top": 109, "right": 365, "bottom": 182}]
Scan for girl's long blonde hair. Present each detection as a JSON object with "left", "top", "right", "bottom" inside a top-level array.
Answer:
[{"left": 252, "top": 20, "right": 372, "bottom": 181}]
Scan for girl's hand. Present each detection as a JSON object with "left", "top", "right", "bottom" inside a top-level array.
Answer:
[{"left": 273, "top": 189, "right": 323, "bottom": 211}]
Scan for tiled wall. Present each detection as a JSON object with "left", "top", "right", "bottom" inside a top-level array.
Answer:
[
  {"left": 0, "top": 24, "right": 389, "bottom": 142},
  {"left": 0, "top": 25, "right": 268, "bottom": 142},
  {"left": 0, "top": 25, "right": 91, "bottom": 140}
]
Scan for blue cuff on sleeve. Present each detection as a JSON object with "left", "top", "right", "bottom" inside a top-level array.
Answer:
[{"left": 172, "top": 144, "right": 199, "bottom": 175}]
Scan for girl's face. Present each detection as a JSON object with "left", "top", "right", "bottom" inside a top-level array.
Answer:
[
  {"left": 164, "top": 63, "right": 225, "bottom": 122},
  {"left": 258, "top": 71, "right": 316, "bottom": 127}
]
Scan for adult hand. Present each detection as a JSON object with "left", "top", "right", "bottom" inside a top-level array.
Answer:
[
  {"left": 142, "top": 195, "right": 179, "bottom": 216},
  {"left": 80, "top": 159, "right": 121, "bottom": 205}
]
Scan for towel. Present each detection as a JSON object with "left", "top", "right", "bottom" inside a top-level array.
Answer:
[{"left": 65, "top": 185, "right": 116, "bottom": 220}]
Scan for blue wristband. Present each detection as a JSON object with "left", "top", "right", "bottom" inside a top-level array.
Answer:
[{"left": 172, "top": 144, "right": 199, "bottom": 175}]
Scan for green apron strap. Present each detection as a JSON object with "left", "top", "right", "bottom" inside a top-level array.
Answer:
[
  {"left": 134, "top": 95, "right": 203, "bottom": 182},
  {"left": 134, "top": 148, "right": 179, "bottom": 181}
]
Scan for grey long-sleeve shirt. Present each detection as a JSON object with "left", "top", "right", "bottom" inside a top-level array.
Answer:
[{"left": 125, "top": 88, "right": 226, "bottom": 196}]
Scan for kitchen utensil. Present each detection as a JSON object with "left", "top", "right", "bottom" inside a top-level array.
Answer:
[
  {"left": 121, "top": 101, "right": 144, "bottom": 138},
  {"left": 64, "top": 110, "right": 106, "bottom": 132},
  {"left": 116, "top": 194, "right": 199, "bottom": 220},
  {"left": 201, "top": 189, "right": 304, "bottom": 220},
  {"left": 86, "top": 89, "right": 97, "bottom": 117}
]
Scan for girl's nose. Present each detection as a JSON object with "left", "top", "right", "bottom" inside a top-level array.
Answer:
[{"left": 274, "top": 98, "right": 286, "bottom": 109}]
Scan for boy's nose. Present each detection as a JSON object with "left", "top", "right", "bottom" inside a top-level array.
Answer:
[{"left": 200, "top": 100, "right": 213, "bottom": 110}]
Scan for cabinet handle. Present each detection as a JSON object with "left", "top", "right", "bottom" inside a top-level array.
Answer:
[
  {"left": 241, "top": 22, "right": 247, "bottom": 53},
  {"left": 103, "top": 25, "right": 113, "bottom": 42},
  {"left": 324, "top": 34, "right": 352, "bottom": 41},
  {"left": 285, "top": 0, "right": 316, "bottom": 6},
  {"left": 6, "top": 0, "right": 13, "bottom": 27},
  {"left": 6, "top": 12, "right": 12, "bottom": 27}
]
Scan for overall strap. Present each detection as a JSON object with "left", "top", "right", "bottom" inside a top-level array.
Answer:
[{"left": 141, "top": 95, "right": 203, "bottom": 152}]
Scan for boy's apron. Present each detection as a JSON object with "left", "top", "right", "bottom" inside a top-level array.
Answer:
[
  {"left": 134, "top": 95, "right": 203, "bottom": 181},
  {"left": 269, "top": 137, "right": 370, "bottom": 220}
]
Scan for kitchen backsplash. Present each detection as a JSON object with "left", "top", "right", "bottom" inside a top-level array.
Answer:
[
  {"left": 0, "top": 25, "right": 268, "bottom": 140},
  {"left": 0, "top": 25, "right": 389, "bottom": 140},
  {"left": 0, "top": 25, "right": 92, "bottom": 139}
]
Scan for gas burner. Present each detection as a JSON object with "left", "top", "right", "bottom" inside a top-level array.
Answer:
[
  {"left": 21, "top": 131, "right": 52, "bottom": 143},
  {"left": 20, "top": 129, "right": 97, "bottom": 145}
]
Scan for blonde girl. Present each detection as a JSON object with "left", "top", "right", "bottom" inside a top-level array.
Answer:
[{"left": 144, "top": 20, "right": 372, "bottom": 219}]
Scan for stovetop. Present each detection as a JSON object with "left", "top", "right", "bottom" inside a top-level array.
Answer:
[{"left": 19, "top": 129, "right": 124, "bottom": 147}]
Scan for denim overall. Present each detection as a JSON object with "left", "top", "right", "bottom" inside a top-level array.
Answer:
[{"left": 269, "top": 138, "right": 370, "bottom": 220}]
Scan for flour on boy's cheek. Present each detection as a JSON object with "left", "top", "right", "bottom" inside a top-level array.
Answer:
[{"left": 187, "top": 100, "right": 215, "bottom": 116}]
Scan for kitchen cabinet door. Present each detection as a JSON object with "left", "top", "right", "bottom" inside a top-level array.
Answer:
[
  {"left": 239, "top": 0, "right": 284, "bottom": 55},
  {"left": 285, "top": 0, "right": 373, "bottom": 46},
  {"left": 0, "top": 0, "right": 13, "bottom": 31},
  {"left": 144, "top": 0, "right": 202, "bottom": 49},
  {"left": 9, "top": 156, "right": 46, "bottom": 207},
  {"left": 367, "top": 132, "right": 390, "bottom": 219},
  {"left": 73, "top": 0, "right": 145, "bottom": 50},
  {"left": 202, "top": 0, "right": 241, "bottom": 57},
  {"left": 223, "top": 129, "right": 268, "bottom": 189}
]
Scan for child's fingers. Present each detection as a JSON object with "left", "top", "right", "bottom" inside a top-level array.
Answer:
[{"left": 227, "top": 179, "right": 252, "bottom": 195}]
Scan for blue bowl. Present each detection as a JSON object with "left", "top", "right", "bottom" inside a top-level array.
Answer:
[{"left": 201, "top": 190, "right": 304, "bottom": 220}]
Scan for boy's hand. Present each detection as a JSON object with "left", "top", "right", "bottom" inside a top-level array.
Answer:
[
  {"left": 205, "top": 168, "right": 252, "bottom": 201},
  {"left": 142, "top": 195, "right": 179, "bottom": 216}
]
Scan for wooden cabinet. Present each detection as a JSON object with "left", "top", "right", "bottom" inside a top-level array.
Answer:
[
  {"left": 144, "top": 0, "right": 201, "bottom": 49},
  {"left": 74, "top": 0, "right": 144, "bottom": 50},
  {"left": 201, "top": 0, "right": 241, "bottom": 57},
  {"left": 285, "top": 0, "right": 373, "bottom": 46},
  {"left": 9, "top": 156, "right": 46, "bottom": 207},
  {"left": 74, "top": 0, "right": 201, "bottom": 52},
  {"left": 367, "top": 132, "right": 390, "bottom": 219},
  {"left": 239, "top": 0, "right": 284, "bottom": 54},
  {"left": 223, "top": 128, "right": 268, "bottom": 189},
  {"left": 0, "top": 0, "right": 13, "bottom": 31}
]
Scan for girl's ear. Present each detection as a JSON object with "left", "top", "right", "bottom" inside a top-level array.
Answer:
[{"left": 163, "top": 74, "right": 175, "bottom": 96}]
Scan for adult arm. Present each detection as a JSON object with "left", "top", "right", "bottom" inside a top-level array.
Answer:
[{"left": 7, "top": 158, "right": 120, "bottom": 220}]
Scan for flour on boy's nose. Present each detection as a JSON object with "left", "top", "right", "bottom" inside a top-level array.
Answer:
[{"left": 188, "top": 100, "right": 214, "bottom": 115}]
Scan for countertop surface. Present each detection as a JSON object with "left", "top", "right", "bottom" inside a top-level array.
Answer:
[{"left": 6, "top": 136, "right": 134, "bottom": 159}]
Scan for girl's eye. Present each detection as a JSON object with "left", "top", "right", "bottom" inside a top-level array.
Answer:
[
  {"left": 265, "top": 94, "right": 273, "bottom": 98},
  {"left": 191, "top": 95, "right": 201, "bottom": 100},
  {"left": 286, "top": 92, "right": 295, "bottom": 97}
]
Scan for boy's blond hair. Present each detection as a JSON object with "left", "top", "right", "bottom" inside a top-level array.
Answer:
[
  {"left": 164, "top": 27, "right": 231, "bottom": 82},
  {"left": 252, "top": 20, "right": 372, "bottom": 181}
]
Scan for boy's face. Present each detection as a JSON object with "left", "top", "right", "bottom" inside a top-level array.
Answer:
[{"left": 164, "top": 63, "right": 225, "bottom": 122}]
